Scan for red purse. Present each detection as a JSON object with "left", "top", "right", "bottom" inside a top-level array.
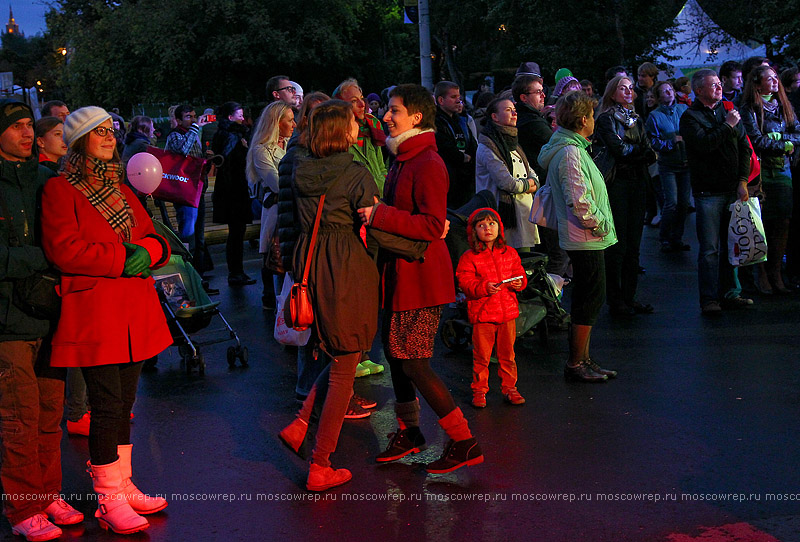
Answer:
[
  {"left": 145, "top": 146, "right": 208, "bottom": 207},
  {"left": 285, "top": 194, "right": 326, "bottom": 330}
]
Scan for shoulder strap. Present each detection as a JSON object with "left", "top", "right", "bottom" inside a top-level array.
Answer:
[{"left": 0, "top": 188, "right": 22, "bottom": 247}]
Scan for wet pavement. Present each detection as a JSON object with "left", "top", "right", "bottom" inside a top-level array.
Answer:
[{"left": 3, "top": 221, "right": 800, "bottom": 542}]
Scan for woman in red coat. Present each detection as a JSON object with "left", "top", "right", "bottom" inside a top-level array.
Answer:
[
  {"left": 41, "top": 107, "right": 172, "bottom": 535},
  {"left": 358, "top": 84, "right": 483, "bottom": 474}
]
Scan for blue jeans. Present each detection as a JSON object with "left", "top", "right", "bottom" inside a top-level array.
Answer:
[
  {"left": 175, "top": 192, "right": 207, "bottom": 274},
  {"left": 175, "top": 204, "right": 198, "bottom": 246},
  {"left": 659, "top": 163, "right": 691, "bottom": 245},
  {"left": 695, "top": 193, "right": 742, "bottom": 305}
]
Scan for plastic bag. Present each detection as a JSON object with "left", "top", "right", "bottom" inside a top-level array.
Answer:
[
  {"left": 274, "top": 274, "right": 311, "bottom": 346},
  {"left": 728, "top": 198, "right": 767, "bottom": 267}
]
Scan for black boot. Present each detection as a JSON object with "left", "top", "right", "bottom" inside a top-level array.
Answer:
[
  {"left": 426, "top": 437, "right": 484, "bottom": 474},
  {"left": 375, "top": 427, "right": 427, "bottom": 462}
]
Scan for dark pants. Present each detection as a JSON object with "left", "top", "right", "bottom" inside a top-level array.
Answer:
[
  {"left": 176, "top": 191, "right": 207, "bottom": 275},
  {"left": 0, "top": 339, "right": 65, "bottom": 525},
  {"left": 605, "top": 174, "right": 646, "bottom": 308},
  {"left": 81, "top": 362, "right": 143, "bottom": 465},
  {"left": 566, "top": 250, "right": 606, "bottom": 325},
  {"left": 226, "top": 221, "right": 247, "bottom": 276}
]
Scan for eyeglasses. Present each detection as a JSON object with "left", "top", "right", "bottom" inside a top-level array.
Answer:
[
  {"left": 525, "top": 89, "right": 545, "bottom": 96},
  {"left": 277, "top": 86, "right": 297, "bottom": 94},
  {"left": 93, "top": 126, "right": 116, "bottom": 137},
  {"left": 707, "top": 83, "right": 723, "bottom": 89}
]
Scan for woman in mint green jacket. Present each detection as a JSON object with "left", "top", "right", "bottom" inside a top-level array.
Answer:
[{"left": 538, "top": 91, "right": 617, "bottom": 383}]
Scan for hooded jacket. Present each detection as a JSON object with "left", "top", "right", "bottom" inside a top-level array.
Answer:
[
  {"left": 646, "top": 103, "right": 689, "bottom": 167},
  {"left": 538, "top": 127, "right": 617, "bottom": 251},
  {"left": 291, "top": 152, "right": 380, "bottom": 352},
  {"left": 456, "top": 208, "right": 527, "bottom": 324}
]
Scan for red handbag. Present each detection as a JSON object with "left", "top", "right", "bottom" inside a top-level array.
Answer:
[
  {"left": 145, "top": 146, "right": 208, "bottom": 207},
  {"left": 285, "top": 194, "right": 326, "bottom": 330}
]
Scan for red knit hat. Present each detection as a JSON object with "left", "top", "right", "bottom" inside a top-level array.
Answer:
[{"left": 466, "top": 207, "right": 505, "bottom": 243}]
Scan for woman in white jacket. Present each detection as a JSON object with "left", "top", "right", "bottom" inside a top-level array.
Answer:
[
  {"left": 246, "top": 101, "right": 295, "bottom": 308},
  {"left": 475, "top": 97, "right": 539, "bottom": 250}
]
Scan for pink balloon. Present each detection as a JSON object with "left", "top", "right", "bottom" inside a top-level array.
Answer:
[{"left": 126, "top": 152, "right": 163, "bottom": 194}]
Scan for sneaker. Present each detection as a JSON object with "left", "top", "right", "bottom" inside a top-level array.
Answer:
[
  {"left": 352, "top": 394, "right": 377, "bottom": 409},
  {"left": 701, "top": 300, "right": 722, "bottom": 315},
  {"left": 354, "top": 362, "right": 370, "bottom": 378},
  {"left": 375, "top": 427, "right": 427, "bottom": 462},
  {"left": 720, "top": 296, "right": 754, "bottom": 310},
  {"left": 471, "top": 393, "right": 487, "bottom": 408},
  {"left": 66, "top": 412, "right": 90, "bottom": 437},
  {"left": 306, "top": 463, "right": 352, "bottom": 492},
  {"left": 11, "top": 514, "right": 62, "bottom": 542},
  {"left": 564, "top": 360, "right": 608, "bottom": 383},
  {"left": 585, "top": 358, "right": 618, "bottom": 378},
  {"left": 426, "top": 437, "right": 484, "bottom": 474},
  {"left": 344, "top": 397, "right": 371, "bottom": 419},
  {"left": 503, "top": 389, "right": 526, "bottom": 405},
  {"left": 360, "top": 359, "right": 385, "bottom": 375},
  {"left": 44, "top": 499, "right": 84, "bottom": 526}
]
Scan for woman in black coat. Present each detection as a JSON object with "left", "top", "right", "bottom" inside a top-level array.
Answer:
[
  {"left": 212, "top": 101, "right": 254, "bottom": 286},
  {"left": 594, "top": 76, "right": 656, "bottom": 317}
]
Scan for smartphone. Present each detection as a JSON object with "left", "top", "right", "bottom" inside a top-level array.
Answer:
[
  {"left": 501, "top": 275, "right": 524, "bottom": 284},
  {"left": 205, "top": 114, "right": 216, "bottom": 123}
]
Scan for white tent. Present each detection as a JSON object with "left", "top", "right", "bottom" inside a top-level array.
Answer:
[{"left": 655, "top": 0, "right": 766, "bottom": 76}]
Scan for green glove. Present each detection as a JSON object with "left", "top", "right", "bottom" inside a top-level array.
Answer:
[
  {"left": 122, "top": 242, "right": 152, "bottom": 277},
  {"left": 785, "top": 141, "right": 794, "bottom": 154},
  {"left": 767, "top": 132, "right": 782, "bottom": 141}
]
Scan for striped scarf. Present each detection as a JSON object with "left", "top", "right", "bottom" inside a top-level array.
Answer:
[{"left": 62, "top": 151, "right": 135, "bottom": 241}]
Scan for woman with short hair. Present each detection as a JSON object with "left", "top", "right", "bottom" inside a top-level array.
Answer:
[{"left": 538, "top": 91, "right": 618, "bottom": 382}]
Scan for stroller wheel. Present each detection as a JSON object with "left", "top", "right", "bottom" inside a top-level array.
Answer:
[
  {"left": 227, "top": 346, "right": 237, "bottom": 368},
  {"left": 238, "top": 346, "right": 249, "bottom": 367},
  {"left": 441, "top": 319, "right": 470, "bottom": 352}
]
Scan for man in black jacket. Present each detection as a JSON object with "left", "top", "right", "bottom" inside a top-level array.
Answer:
[
  {"left": 679, "top": 70, "right": 753, "bottom": 314},
  {"left": 434, "top": 81, "right": 477, "bottom": 209},
  {"left": 513, "top": 74, "right": 569, "bottom": 276},
  {"left": 0, "top": 99, "right": 82, "bottom": 541}
]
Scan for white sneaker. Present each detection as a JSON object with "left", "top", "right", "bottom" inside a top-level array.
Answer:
[
  {"left": 11, "top": 513, "right": 62, "bottom": 542},
  {"left": 44, "top": 498, "right": 84, "bottom": 525}
]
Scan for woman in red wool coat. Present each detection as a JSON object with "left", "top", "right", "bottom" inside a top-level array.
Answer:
[{"left": 41, "top": 106, "right": 171, "bottom": 535}]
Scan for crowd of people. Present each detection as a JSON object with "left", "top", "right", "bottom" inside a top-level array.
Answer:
[{"left": 2, "top": 54, "right": 800, "bottom": 540}]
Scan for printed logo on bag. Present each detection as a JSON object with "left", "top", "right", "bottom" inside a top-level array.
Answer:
[{"left": 163, "top": 173, "right": 190, "bottom": 183}]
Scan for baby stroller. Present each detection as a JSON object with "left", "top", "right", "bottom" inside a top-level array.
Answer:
[
  {"left": 440, "top": 191, "right": 570, "bottom": 352},
  {"left": 148, "top": 220, "right": 247, "bottom": 375}
]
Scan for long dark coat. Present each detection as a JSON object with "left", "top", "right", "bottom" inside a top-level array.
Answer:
[
  {"left": 292, "top": 152, "right": 379, "bottom": 353},
  {"left": 212, "top": 120, "right": 252, "bottom": 224}
]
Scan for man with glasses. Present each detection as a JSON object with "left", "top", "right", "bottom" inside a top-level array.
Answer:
[
  {"left": 434, "top": 81, "right": 477, "bottom": 209},
  {"left": 266, "top": 75, "right": 297, "bottom": 108},
  {"left": 679, "top": 69, "right": 754, "bottom": 315}
]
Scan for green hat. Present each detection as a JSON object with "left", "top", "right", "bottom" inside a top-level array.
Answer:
[{"left": 554, "top": 68, "right": 573, "bottom": 84}]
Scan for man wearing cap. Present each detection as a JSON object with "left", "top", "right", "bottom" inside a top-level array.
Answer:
[{"left": 0, "top": 99, "right": 83, "bottom": 541}]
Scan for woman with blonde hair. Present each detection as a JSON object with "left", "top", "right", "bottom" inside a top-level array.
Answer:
[{"left": 246, "top": 101, "right": 296, "bottom": 308}]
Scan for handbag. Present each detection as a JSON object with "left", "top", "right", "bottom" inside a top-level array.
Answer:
[
  {"left": 0, "top": 191, "right": 61, "bottom": 320},
  {"left": 496, "top": 190, "right": 517, "bottom": 230},
  {"left": 144, "top": 146, "right": 208, "bottom": 208},
  {"left": 529, "top": 184, "right": 558, "bottom": 229},
  {"left": 285, "top": 192, "right": 326, "bottom": 331},
  {"left": 728, "top": 198, "right": 768, "bottom": 267},
  {"left": 274, "top": 273, "right": 311, "bottom": 345},
  {"left": 265, "top": 231, "right": 285, "bottom": 274},
  {"left": 591, "top": 144, "right": 617, "bottom": 186}
]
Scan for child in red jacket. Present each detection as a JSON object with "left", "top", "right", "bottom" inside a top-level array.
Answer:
[{"left": 456, "top": 208, "right": 527, "bottom": 408}]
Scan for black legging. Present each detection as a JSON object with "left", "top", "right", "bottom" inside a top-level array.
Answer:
[
  {"left": 81, "top": 362, "right": 143, "bottom": 465},
  {"left": 388, "top": 357, "right": 455, "bottom": 418}
]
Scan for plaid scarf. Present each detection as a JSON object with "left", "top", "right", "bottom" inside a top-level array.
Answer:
[{"left": 62, "top": 151, "right": 135, "bottom": 241}]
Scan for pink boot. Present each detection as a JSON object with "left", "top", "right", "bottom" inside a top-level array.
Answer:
[{"left": 117, "top": 444, "right": 168, "bottom": 514}]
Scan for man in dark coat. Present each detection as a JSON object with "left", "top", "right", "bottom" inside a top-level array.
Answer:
[
  {"left": 0, "top": 99, "right": 82, "bottom": 541},
  {"left": 434, "top": 81, "right": 477, "bottom": 209}
]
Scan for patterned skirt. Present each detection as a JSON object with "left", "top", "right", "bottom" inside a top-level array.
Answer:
[{"left": 383, "top": 306, "right": 443, "bottom": 359}]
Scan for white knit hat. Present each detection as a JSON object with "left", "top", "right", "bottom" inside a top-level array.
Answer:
[{"left": 63, "top": 106, "right": 112, "bottom": 147}]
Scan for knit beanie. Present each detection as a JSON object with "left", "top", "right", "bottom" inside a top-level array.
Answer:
[
  {"left": 366, "top": 93, "right": 381, "bottom": 104},
  {"left": 553, "top": 76, "right": 580, "bottom": 97},
  {"left": 554, "top": 68, "right": 573, "bottom": 84},
  {"left": 63, "top": 106, "right": 112, "bottom": 147},
  {"left": 0, "top": 100, "right": 33, "bottom": 136},
  {"left": 466, "top": 207, "right": 505, "bottom": 242}
]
